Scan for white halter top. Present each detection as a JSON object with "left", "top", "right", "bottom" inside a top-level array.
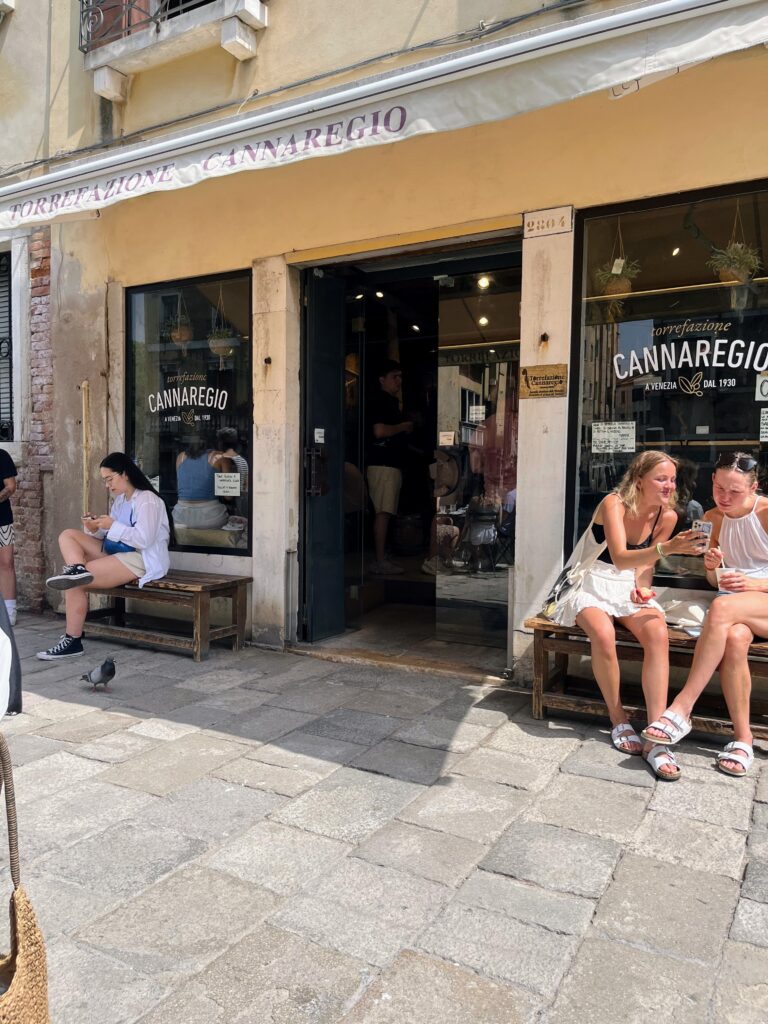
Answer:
[{"left": 720, "top": 496, "right": 768, "bottom": 578}]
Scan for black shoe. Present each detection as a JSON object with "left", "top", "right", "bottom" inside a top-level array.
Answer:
[
  {"left": 36, "top": 634, "right": 85, "bottom": 660},
  {"left": 46, "top": 565, "right": 94, "bottom": 590}
]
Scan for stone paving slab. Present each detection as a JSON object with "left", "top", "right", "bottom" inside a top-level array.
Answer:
[
  {"left": 272, "top": 767, "right": 424, "bottom": 842},
  {"left": 417, "top": 902, "right": 577, "bottom": 997},
  {"left": 140, "top": 776, "right": 284, "bottom": 841},
  {"left": 35, "top": 819, "right": 205, "bottom": 901},
  {"left": 339, "top": 949, "right": 540, "bottom": 1024},
  {"left": 392, "top": 714, "right": 495, "bottom": 754},
  {"left": 76, "top": 865, "right": 279, "bottom": 981},
  {"left": 449, "top": 746, "right": 559, "bottom": 792},
  {"left": 757, "top": 768, "right": 768, "bottom": 803},
  {"left": 340, "top": 688, "right": 444, "bottom": 719},
  {"left": 23, "top": 870, "right": 124, "bottom": 941},
  {"left": 730, "top": 897, "right": 768, "bottom": 947},
  {"left": 649, "top": 775, "right": 754, "bottom": 830},
  {"left": 398, "top": 775, "right": 529, "bottom": 843},
  {"left": 560, "top": 738, "right": 656, "bottom": 788},
  {"left": 137, "top": 924, "right": 372, "bottom": 1024},
  {"left": 713, "top": 941, "right": 768, "bottom": 1024},
  {"left": 178, "top": 668, "right": 261, "bottom": 694},
  {"left": 484, "top": 720, "right": 583, "bottom": 762},
  {"left": 546, "top": 936, "right": 714, "bottom": 1024},
  {"left": 248, "top": 730, "right": 367, "bottom": 774},
  {"left": 269, "top": 858, "right": 449, "bottom": 967},
  {"left": 592, "top": 853, "right": 739, "bottom": 962},
  {"left": 481, "top": 822, "right": 620, "bottom": 898},
  {"left": 210, "top": 820, "right": 351, "bottom": 894},
  {"left": 128, "top": 717, "right": 201, "bottom": 741},
  {"left": 264, "top": 680, "right": 362, "bottom": 715},
  {"left": 526, "top": 773, "right": 651, "bottom": 843},
  {"left": 46, "top": 938, "right": 169, "bottom": 1024},
  {"left": 6, "top": 733, "right": 68, "bottom": 766},
  {"left": 456, "top": 868, "right": 595, "bottom": 935},
  {"left": 227, "top": 706, "right": 320, "bottom": 744},
  {"left": 98, "top": 732, "right": 248, "bottom": 796},
  {"left": 36, "top": 709, "right": 139, "bottom": 744},
  {"left": 353, "top": 820, "right": 487, "bottom": 887},
  {"left": 350, "top": 738, "right": 459, "bottom": 785},
  {"left": 14, "top": 750, "right": 106, "bottom": 805},
  {"left": 302, "top": 709, "right": 406, "bottom": 746},
  {"left": 118, "top": 685, "right": 206, "bottom": 716},
  {"left": 426, "top": 695, "right": 518, "bottom": 729},
  {"left": 213, "top": 753, "right": 325, "bottom": 796},
  {"left": 742, "top": 859, "right": 768, "bottom": 903},
  {"left": 631, "top": 809, "right": 747, "bottom": 879},
  {"left": 74, "top": 729, "right": 158, "bottom": 764}
]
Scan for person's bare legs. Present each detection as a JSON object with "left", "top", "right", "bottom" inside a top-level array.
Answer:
[
  {"left": 618, "top": 608, "right": 676, "bottom": 775},
  {"left": 64, "top": 555, "right": 139, "bottom": 637},
  {"left": 373, "top": 512, "right": 391, "bottom": 563},
  {"left": 645, "top": 594, "right": 768, "bottom": 741},
  {"left": 0, "top": 544, "right": 16, "bottom": 600},
  {"left": 718, "top": 623, "right": 754, "bottom": 774},
  {"left": 57, "top": 529, "right": 104, "bottom": 568},
  {"left": 577, "top": 607, "right": 641, "bottom": 753}
]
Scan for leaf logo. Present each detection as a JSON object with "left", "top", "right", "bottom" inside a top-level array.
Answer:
[
  {"left": 181, "top": 409, "right": 195, "bottom": 426},
  {"left": 678, "top": 371, "right": 703, "bottom": 397}
]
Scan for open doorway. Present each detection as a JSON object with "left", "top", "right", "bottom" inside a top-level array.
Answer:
[{"left": 301, "top": 248, "right": 521, "bottom": 671}]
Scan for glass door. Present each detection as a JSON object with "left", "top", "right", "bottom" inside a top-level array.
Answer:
[{"left": 434, "top": 266, "right": 521, "bottom": 648}]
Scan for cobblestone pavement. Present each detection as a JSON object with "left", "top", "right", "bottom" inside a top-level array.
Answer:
[{"left": 4, "top": 613, "right": 767, "bottom": 1023}]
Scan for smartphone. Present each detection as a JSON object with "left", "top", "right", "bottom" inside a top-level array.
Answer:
[
  {"left": 692, "top": 519, "right": 713, "bottom": 549},
  {"left": 81, "top": 514, "right": 97, "bottom": 521}
]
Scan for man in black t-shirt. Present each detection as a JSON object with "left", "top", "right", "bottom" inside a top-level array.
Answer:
[
  {"left": 366, "top": 360, "right": 413, "bottom": 575},
  {"left": 0, "top": 449, "right": 18, "bottom": 626}
]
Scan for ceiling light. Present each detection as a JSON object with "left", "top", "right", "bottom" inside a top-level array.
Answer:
[
  {"left": 477, "top": 276, "right": 490, "bottom": 290},
  {"left": 489, "top": 348, "right": 496, "bottom": 354},
  {"left": 411, "top": 324, "right": 420, "bottom": 332},
  {"left": 478, "top": 316, "right": 489, "bottom": 327},
  {"left": 672, "top": 247, "right": 680, "bottom": 256},
  {"left": 375, "top": 291, "right": 384, "bottom": 299},
  {"left": 354, "top": 293, "right": 364, "bottom": 300}
]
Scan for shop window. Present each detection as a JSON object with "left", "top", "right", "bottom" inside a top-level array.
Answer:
[
  {"left": 574, "top": 187, "right": 768, "bottom": 588},
  {"left": 127, "top": 271, "right": 251, "bottom": 555},
  {"left": 0, "top": 252, "right": 12, "bottom": 442}
]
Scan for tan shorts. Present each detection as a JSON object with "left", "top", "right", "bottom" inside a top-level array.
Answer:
[
  {"left": 366, "top": 466, "right": 402, "bottom": 515},
  {"left": 112, "top": 550, "right": 145, "bottom": 579}
]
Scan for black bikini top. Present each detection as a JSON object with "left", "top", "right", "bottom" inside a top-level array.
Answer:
[{"left": 591, "top": 506, "right": 663, "bottom": 565}]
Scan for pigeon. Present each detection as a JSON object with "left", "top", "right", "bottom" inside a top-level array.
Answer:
[{"left": 81, "top": 657, "right": 116, "bottom": 690}]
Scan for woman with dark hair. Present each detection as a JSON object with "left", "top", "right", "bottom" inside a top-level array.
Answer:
[{"left": 36, "top": 452, "right": 170, "bottom": 661}]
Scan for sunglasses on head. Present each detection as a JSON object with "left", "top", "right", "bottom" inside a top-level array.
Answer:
[{"left": 715, "top": 454, "right": 757, "bottom": 473}]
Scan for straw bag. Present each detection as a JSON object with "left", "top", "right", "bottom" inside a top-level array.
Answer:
[{"left": 0, "top": 735, "right": 50, "bottom": 1023}]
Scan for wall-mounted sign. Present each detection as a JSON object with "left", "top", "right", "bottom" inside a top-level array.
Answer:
[
  {"left": 438, "top": 431, "right": 455, "bottom": 446},
  {"left": 523, "top": 206, "right": 573, "bottom": 238},
  {"left": 592, "top": 421, "right": 636, "bottom": 453},
  {"left": 314, "top": 427, "right": 325, "bottom": 443},
  {"left": 519, "top": 364, "right": 568, "bottom": 399},
  {"left": 214, "top": 473, "right": 241, "bottom": 497}
]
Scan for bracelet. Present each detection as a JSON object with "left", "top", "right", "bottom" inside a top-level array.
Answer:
[{"left": 656, "top": 542, "right": 665, "bottom": 559}]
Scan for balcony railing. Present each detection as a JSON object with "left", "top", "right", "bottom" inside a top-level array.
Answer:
[{"left": 79, "top": 0, "right": 214, "bottom": 53}]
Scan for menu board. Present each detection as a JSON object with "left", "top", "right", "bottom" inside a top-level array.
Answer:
[{"left": 591, "top": 422, "right": 636, "bottom": 453}]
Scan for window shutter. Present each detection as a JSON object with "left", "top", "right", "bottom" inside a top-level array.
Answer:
[{"left": 0, "top": 252, "right": 13, "bottom": 442}]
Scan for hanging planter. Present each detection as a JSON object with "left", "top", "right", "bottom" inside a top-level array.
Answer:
[
  {"left": 707, "top": 199, "right": 762, "bottom": 285},
  {"left": 207, "top": 285, "right": 239, "bottom": 369},
  {"left": 163, "top": 294, "right": 192, "bottom": 356},
  {"left": 594, "top": 217, "right": 641, "bottom": 296}
]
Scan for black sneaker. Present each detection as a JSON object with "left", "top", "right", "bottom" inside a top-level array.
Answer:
[
  {"left": 36, "top": 634, "right": 84, "bottom": 660},
  {"left": 46, "top": 564, "right": 94, "bottom": 590}
]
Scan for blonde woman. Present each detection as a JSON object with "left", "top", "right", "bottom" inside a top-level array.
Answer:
[
  {"left": 643, "top": 452, "right": 764, "bottom": 777},
  {"left": 553, "top": 451, "right": 705, "bottom": 779}
]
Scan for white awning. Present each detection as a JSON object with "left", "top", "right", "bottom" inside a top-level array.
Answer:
[{"left": 1, "top": 0, "right": 766, "bottom": 231}]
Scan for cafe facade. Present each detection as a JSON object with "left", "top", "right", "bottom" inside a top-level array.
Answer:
[{"left": 1, "top": 0, "right": 767, "bottom": 670}]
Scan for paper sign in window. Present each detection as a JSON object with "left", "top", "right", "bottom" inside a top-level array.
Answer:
[
  {"left": 214, "top": 473, "right": 241, "bottom": 497},
  {"left": 591, "top": 422, "right": 636, "bottom": 454}
]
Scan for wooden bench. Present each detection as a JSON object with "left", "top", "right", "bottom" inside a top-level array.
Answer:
[
  {"left": 523, "top": 615, "right": 768, "bottom": 741},
  {"left": 85, "top": 570, "right": 250, "bottom": 661}
]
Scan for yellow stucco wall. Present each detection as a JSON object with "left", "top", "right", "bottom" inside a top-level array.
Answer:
[{"left": 95, "top": 46, "right": 768, "bottom": 285}]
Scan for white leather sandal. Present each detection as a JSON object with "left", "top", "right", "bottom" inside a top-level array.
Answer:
[
  {"left": 611, "top": 723, "right": 643, "bottom": 755},
  {"left": 643, "top": 744, "right": 681, "bottom": 781},
  {"left": 716, "top": 741, "right": 754, "bottom": 777},
  {"left": 641, "top": 709, "right": 692, "bottom": 745}
]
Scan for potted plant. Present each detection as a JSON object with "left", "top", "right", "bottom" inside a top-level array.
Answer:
[
  {"left": 706, "top": 241, "right": 761, "bottom": 285},
  {"left": 595, "top": 257, "right": 641, "bottom": 296},
  {"left": 164, "top": 312, "right": 192, "bottom": 346},
  {"left": 207, "top": 325, "right": 238, "bottom": 368}
]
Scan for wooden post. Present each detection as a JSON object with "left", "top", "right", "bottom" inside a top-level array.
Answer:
[
  {"left": 532, "top": 628, "right": 546, "bottom": 720},
  {"left": 81, "top": 380, "right": 91, "bottom": 516}
]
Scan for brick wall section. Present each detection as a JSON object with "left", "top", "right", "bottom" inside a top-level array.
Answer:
[{"left": 13, "top": 228, "right": 53, "bottom": 610}]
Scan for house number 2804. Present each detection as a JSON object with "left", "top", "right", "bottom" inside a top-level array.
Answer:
[{"left": 523, "top": 207, "right": 574, "bottom": 238}]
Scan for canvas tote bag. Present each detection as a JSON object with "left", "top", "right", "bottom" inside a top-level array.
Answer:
[
  {"left": 542, "top": 511, "right": 607, "bottom": 619},
  {"left": 0, "top": 734, "right": 50, "bottom": 1023}
]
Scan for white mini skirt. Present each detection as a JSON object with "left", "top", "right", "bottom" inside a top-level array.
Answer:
[{"left": 551, "top": 560, "right": 663, "bottom": 627}]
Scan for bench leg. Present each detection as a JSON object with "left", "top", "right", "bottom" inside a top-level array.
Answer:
[
  {"left": 552, "top": 652, "right": 569, "bottom": 692},
  {"left": 193, "top": 593, "right": 211, "bottom": 662},
  {"left": 113, "top": 597, "right": 126, "bottom": 627},
  {"left": 233, "top": 583, "right": 247, "bottom": 652},
  {"left": 532, "top": 629, "right": 547, "bottom": 720}
]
